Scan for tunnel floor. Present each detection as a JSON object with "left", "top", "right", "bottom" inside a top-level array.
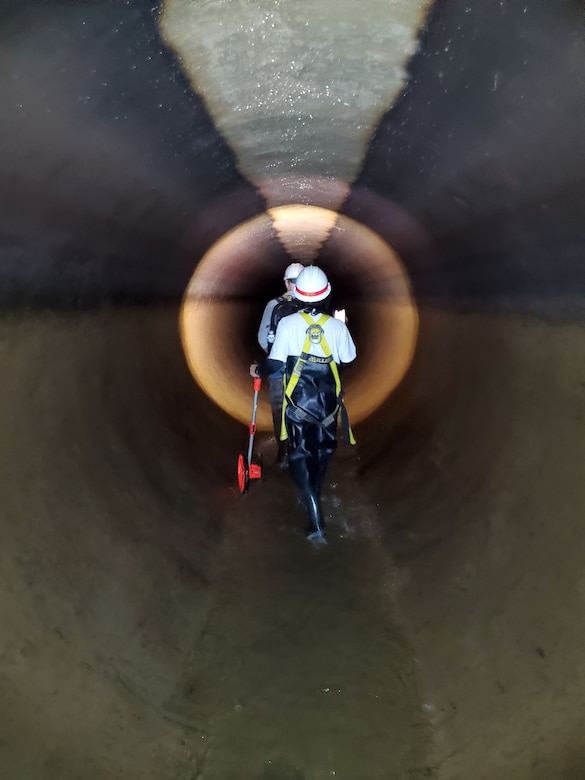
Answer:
[
  {"left": 164, "top": 445, "right": 433, "bottom": 779},
  {"left": 1, "top": 306, "right": 583, "bottom": 779}
]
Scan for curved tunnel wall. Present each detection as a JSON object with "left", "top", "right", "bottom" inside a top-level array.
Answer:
[
  {"left": 0, "top": 1, "right": 583, "bottom": 779},
  {"left": 180, "top": 205, "right": 419, "bottom": 428}
]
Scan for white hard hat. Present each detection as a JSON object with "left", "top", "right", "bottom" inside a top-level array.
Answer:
[
  {"left": 284, "top": 262, "right": 304, "bottom": 281},
  {"left": 294, "top": 266, "right": 331, "bottom": 303}
]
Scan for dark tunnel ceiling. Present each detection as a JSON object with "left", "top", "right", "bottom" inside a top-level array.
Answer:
[{"left": 0, "top": 0, "right": 583, "bottom": 315}]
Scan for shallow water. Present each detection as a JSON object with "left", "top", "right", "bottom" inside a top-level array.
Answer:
[
  {"left": 185, "top": 439, "right": 431, "bottom": 779},
  {"left": 1, "top": 308, "right": 584, "bottom": 779},
  {"left": 0, "top": 310, "right": 433, "bottom": 779}
]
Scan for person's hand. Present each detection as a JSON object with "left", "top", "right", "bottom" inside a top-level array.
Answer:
[
  {"left": 249, "top": 363, "right": 260, "bottom": 378},
  {"left": 333, "top": 308, "right": 346, "bottom": 324}
]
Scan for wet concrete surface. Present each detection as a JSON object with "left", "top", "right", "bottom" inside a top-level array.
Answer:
[
  {"left": 361, "top": 309, "right": 585, "bottom": 779},
  {"left": 1, "top": 307, "right": 434, "bottom": 779},
  {"left": 1, "top": 306, "right": 583, "bottom": 778}
]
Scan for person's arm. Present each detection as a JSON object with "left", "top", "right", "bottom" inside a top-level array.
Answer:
[
  {"left": 336, "top": 321, "right": 357, "bottom": 365},
  {"left": 249, "top": 358, "right": 284, "bottom": 379},
  {"left": 257, "top": 299, "right": 278, "bottom": 352},
  {"left": 250, "top": 315, "right": 290, "bottom": 378}
]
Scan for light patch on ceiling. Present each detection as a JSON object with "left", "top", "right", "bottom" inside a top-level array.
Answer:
[
  {"left": 160, "top": 0, "right": 433, "bottom": 209},
  {"left": 268, "top": 204, "right": 338, "bottom": 263}
]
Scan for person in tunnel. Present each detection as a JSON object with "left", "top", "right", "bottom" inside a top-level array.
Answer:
[
  {"left": 257, "top": 261, "right": 305, "bottom": 464},
  {"left": 250, "top": 266, "right": 357, "bottom": 543}
]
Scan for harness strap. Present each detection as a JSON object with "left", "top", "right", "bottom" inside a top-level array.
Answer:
[{"left": 340, "top": 398, "right": 356, "bottom": 445}]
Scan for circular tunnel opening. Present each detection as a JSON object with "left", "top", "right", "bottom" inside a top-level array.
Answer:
[{"left": 179, "top": 205, "right": 419, "bottom": 428}]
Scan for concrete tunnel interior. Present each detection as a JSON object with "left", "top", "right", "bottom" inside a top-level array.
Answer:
[{"left": 0, "top": 1, "right": 583, "bottom": 779}]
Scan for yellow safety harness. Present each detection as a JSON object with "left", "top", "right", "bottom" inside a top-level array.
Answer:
[{"left": 280, "top": 312, "right": 356, "bottom": 444}]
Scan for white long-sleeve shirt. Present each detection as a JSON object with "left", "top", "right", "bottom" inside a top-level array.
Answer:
[{"left": 257, "top": 297, "right": 280, "bottom": 352}]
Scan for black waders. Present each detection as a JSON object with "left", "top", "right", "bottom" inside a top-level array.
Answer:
[{"left": 280, "top": 313, "right": 352, "bottom": 543}]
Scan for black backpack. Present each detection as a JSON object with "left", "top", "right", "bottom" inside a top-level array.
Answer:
[{"left": 267, "top": 295, "right": 302, "bottom": 352}]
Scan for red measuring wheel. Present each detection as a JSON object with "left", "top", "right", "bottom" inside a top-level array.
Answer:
[{"left": 236, "top": 377, "right": 263, "bottom": 494}]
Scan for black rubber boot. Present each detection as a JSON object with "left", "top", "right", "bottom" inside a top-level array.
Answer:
[
  {"left": 276, "top": 440, "right": 289, "bottom": 467},
  {"left": 310, "top": 456, "right": 329, "bottom": 499},
  {"left": 303, "top": 492, "right": 327, "bottom": 544},
  {"left": 289, "top": 458, "right": 326, "bottom": 543}
]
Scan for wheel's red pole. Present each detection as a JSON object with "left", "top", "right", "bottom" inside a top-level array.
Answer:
[{"left": 247, "top": 377, "right": 261, "bottom": 466}]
